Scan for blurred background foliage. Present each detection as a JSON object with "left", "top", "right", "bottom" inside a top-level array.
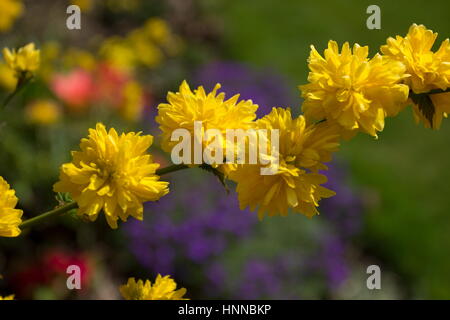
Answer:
[{"left": 0, "top": 0, "right": 449, "bottom": 299}]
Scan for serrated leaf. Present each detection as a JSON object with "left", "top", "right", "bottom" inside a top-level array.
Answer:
[{"left": 411, "top": 92, "right": 435, "bottom": 127}]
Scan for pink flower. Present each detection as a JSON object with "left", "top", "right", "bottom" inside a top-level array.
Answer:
[{"left": 51, "top": 69, "right": 95, "bottom": 111}]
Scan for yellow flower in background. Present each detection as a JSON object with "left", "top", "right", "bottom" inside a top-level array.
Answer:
[
  {"left": 300, "top": 41, "right": 409, "bottom": 138},
  {"left": 381, "top": 24, "right": 450, "bottom": 129},
  {"left": 38, "top": 42, "right": 61, "bottom": 82},
  {"left": 156, "top": 80, "right": 258, "bottom": 166},
  {"left": 71, "top": 0, "right": 94, "bottom": 12},
  {"left": 144, "top": 18, "right": 170, "bottom": 44},
  {"left": 106, "top": 0, "right": 140, "bottom": 12},
  {"left": 25, "top": 100, "right": 61, "bottom": 125},
  {"left": 0, "top": 295, "right": 14, "bottom": 300},
  {"left": 3, "top": 43, "right": 40, "bottom": 75},
  {"left": 0, "top": 0, "right": 23, "bottom": 32},
  {"left": 121, "top": 81, "right": 144, "bottom": 122},
  {"left": 53, "top": 123, "right": 169, "bottom": 229},
  {"left": 128, "top": 29, "right": 163, "bottom": 68},
  {"left": 120, "top": 275, "right": 188, "bottom": 300},
  {"left": 0, "top": 176, "right": 23, "bottom": 237},
  {"left": 99, "top": 37, "right": 137, "bottom": 72},
  {"left": 229, "top": 108, "right": 340, "bottom": 220},
  {"left": 142, "top": 18, "right": 182, "bottom": 56},
  {"left": 0, "top": 62, "right": 17, "bottom": 91},
  {"left": 63, "top": 48, "right": 97, "bottom": 71},
  {"left": 99, "top": 17, "right": 181, "bottom": 71}
]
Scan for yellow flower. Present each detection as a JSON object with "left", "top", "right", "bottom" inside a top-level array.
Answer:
[
  {"left": 120, "top": 275, "right": 188, "bottom": 300},
  {"left": 121, "top": 81, "right": 144, "bottom": 122},
  {"left": 381, "top": 24, "right": 450, "bottom": 129},
  {"left": 0, "top": 176, "right": 23, "bottom": 237},
  {"left": 156, "top": 80, "right": 258, "bottom": 167},
  {"left": 53, "top": 123, "right": 169, "bottom": 229},
  {"left": 38, "top": 42, "right": 61, "bottom": 82},
  {"left": 25, "top": 100, "right": 61, "bottom": 125},
  {"left": 99, "top": 37, "right": 136, "bottom": 72},
  {"left": 0, "top": 295, "right": 14, "bottom": 300},
  {"left": 99, "top": 18, "right": 180, "bottom": 71},
  {"left": 300, "top": 41, "right": 409, "bottom": 137},
  {"left": 71, "top": 0, "right": 93, "bottom": 12},
  {"left": 142, "top": 18, "right": 182, "bottom": 56},
  {"left": 0, "top": 62, "right": 17, "bottom": 91},
  {"left": 229, "top": 107, "right": 340, "bottom": 220},
  {"left": 63, "top": 48, "right": 97, "bottom": 71},
  {"left": 0, "top": 0, "right": 23, "bottom": 32},
  {"left": 144, "top": 18, "right": 170, "bottom": 44},
  {"left": 128, "top": 29, "right": 163, "bottom": 68},
  {"left": 3, "top": 43, "right": 40, "bottom": 75}
]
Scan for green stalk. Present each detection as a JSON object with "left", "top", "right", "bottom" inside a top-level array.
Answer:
[
  {"left": 155, "top": 164, "right": 189, "bottom": 176},
  {"left": 427, "top": 88, "right": 450, "bottom": 95},
  {"left": 19, "top": 164, "right": 190, "bottom": 231},
  {"left": 19, "top": 201, "right": 78, "bottom": 230},
  {"left": 1, "top": 74, "right": 30, "bottom": 109}
]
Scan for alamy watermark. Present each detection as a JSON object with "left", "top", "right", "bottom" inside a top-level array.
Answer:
[
  {"left": 366, "top": 5, "right": 381, "bottom": 30},
  {"left": 66, "top": 5, "right": 81, "bottom": 30},
  {"left": 65, "top": 4, "right": 382, "bottom": 35},
  {"left": 66, "top": 264, "right": 81, "bottom": 290},
  {"left": 366, "top": 264, "right": 381, "bottom": 290},
  {"left": 170, "top": 121, "right": 280, "bottom": 175}
]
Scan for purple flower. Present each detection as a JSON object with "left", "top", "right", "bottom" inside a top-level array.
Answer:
[
  {"left": 321, "top": 236, "right": 349, "bottom": 289},
  {"left": 238, "top": 259, "right": 283, "bottom": 299},
  {"left": 204, "top": 262, "right": 227, "bottom": 296},
  {"left": 193, "top": 61, "right": 296, "bottom": 117},
  {"left": 123, "top": 171, "right": 257, "bottom": 290},
  {"left": 321, "top": 162, "right": 364, "bottom": 238},
  {"left": 307, "top": 235, "right": 350, "bottom": 290}
]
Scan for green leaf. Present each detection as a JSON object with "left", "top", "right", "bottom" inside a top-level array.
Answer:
[{"left": 410, "top": 92, "right": 435, "bottom": 127}]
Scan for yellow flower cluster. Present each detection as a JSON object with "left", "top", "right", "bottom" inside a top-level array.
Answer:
[
  {"left": 301, "top": 41, "right": 409, "bottom": 137},
  {"left": 0, "top": 176, "right": 23, "bottom": 237},
  {"left": 120, "top": 274, "right": 188, "bottom": 300},
  {"left": 382, "top": 24, "right": 450, "bottom": 128},
  {"left": 157, "top": 81, "right": 339, "bottom": 219},
  {"left": 9, "top": 23, "right": 450, "bottom": 234},
  {"left": 156, "top": 80, "right": 258, "bottom": 169},
  {"left": 53, "top": 123, "right": 169, "bottom": 229},
  {"left": 230, "top": 108, "right": 340, "bottom": 219},
  {"left": 155, "top": 24, "right": 450, "bottom": 221},
  {"left": 301, "top": 24, "right": 450, "bottom": 133},
  {"left": 0, "top": 0, "right": 23, "bottom": 33},
  {"left": 3, "top": 43, "right": 40, "bottom": 76},
  {"left": 99, "top": 17, "right": 181, "bottom": 72}
]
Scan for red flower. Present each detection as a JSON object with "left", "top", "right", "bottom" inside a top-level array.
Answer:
[{"left": 51, "top": 69, "right": 95, "bottom": 111}]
